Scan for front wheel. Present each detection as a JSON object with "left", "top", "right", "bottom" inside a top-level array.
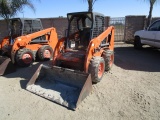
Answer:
[
  {"left": 37, "top": 45, "right": 53, "bottom": 61},
  {"left": 89, "top": 57, "right": 105, "bottom": 83},
  {"left": 134, "top": 36, "right": 142, "bottom": 49},
  {"left": 16, "top": 48, "right": 35, "bottom": 67}
]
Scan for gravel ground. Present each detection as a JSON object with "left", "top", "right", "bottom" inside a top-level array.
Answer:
[{"left": 0, "top": 43, "right": 160, "bottom": 120}]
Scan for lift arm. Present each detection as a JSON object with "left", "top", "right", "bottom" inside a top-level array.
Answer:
[{"left": 84, "top": 26, "right": 115, "bottom": 72}]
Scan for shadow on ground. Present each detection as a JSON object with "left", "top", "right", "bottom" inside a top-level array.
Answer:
[
  {"left": 3, "top": 60, "right": 52, "bottom": 89},
  {"left": 1, "top": 60, "right": 52, "bottom": 83},
  {"left": 114, "top": 45, "right": 160, "bottom": 72}
]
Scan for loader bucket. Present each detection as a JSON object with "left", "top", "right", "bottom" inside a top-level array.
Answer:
[
  {"left": 26, "top": 64, "right": 92, "bottom": 110},
  {"left": 0, "top": 56, "right": 16, "bottom": 75}
]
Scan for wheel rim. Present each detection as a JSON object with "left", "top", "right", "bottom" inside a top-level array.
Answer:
[
  {"left": 22, "top": 53, "right": 32, "bottom": 64},
  {"left": 43, "top": 49, "right": 51, "bottom": 58},
  {"left": 98, "top": 62, "right": 104, "bottom": 78}
]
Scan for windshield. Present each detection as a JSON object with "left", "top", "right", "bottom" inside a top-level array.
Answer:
[
  {"left": 68, "top": 15, "right": 92, "bottom": 36},
  {"left": 67, "top": 14, "right": 92, "bottom": 50},
  {"left": 10, "top": 19, "right": 22, "bottom": 36}
]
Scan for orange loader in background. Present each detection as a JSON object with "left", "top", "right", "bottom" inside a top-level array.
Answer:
[
  {"left": 0, "top": 18, "right": 58, "bottom": 75},
  {"left": 26, "top": 12, "right": 114, "bottom": 110}
]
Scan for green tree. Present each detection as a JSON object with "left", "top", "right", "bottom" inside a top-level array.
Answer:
[
  {"left": 144, "top": 0, "right": 159, "bottom": 27},
  {"left": 0, "top": 0, "right": 36, "bottom": 26},
  {"left": 84, "top": 0, "right": 98, "bottom": 12}
]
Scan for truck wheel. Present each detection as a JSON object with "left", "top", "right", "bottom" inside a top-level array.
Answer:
[
  {"left": 38, "top": 45, "right": 53, "bottom": 61},
  {"left": 134, "top": 36, "right": 142, "bottom": 49},
  {"left": 16, "top": 48, "right": 35, "bottom": 67},
  {"left": 102, "top": 50, "right": 114, "bottom": 71},
  {"left": 89, "top": 57, "right": 105, "bottom": 83}
]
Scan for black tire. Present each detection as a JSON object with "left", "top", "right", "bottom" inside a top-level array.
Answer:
[
  {"left": 37, "top": 45, "right": 53, "bottom": 61},
  {"left": 89, "top": 57, "right": 105, "bottom": 83},
  {"left": 134, "top": 36, "right": 142, "bottom": 49},
  {"left": 0, "top": 50, "right": 7, "bottom": 56},
  {"left": 16, "top": 48, "right": 35, "bottom": 67},
  {"left": 0, "top": 50, "right": 3, "bottom": 55},
  {"left": 102, "top": 50, "right": 114, "bottom": 71}
]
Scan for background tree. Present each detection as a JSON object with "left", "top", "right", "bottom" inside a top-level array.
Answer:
[
  {"left": 144, "top": 0, "right": 159, "bottom": 27},
  {"left": 84, "top": 0, "right": 98, "bottom": 12},
  {"left": 0, "top": 0, "right": 36, "bottom": 27}
]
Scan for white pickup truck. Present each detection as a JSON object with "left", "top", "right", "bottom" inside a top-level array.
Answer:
[{"left": 134, "top": 19, "right": 160, "bottom": 49}]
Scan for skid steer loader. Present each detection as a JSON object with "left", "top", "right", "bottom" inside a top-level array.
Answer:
[
  {"left": 0, "top": 18, "right": 58, "bottom": 75},
  {"left": 26, "top": 12, "right": 114, "bottom": 110}
]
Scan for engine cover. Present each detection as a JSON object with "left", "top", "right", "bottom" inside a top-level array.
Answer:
[{"left": 56, "top": 50, "right": 86, "bottom": 71}]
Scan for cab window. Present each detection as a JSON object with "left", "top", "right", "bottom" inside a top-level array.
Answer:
[{"left": 23, "top": 20, "right": 32, "bottom": 34}]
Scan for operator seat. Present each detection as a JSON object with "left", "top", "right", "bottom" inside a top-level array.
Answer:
[{"left": 78, "top": 27, "right": 91, "bottom": 50}]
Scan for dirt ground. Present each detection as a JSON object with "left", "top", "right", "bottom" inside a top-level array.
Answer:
[{"left": 0, "top": 43, "right": 160, "bottom": 120}]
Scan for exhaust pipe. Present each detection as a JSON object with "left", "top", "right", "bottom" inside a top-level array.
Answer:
[{"left": 26, "top": 64, "right": 92, "bottom": 110}]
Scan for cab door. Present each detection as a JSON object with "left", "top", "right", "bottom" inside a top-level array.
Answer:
[
  {"left": 153, "top": 20, "right": 160, "bottom": 48},
  {"left": 140, "top": 30, "right": 156, "bottom": 46}
]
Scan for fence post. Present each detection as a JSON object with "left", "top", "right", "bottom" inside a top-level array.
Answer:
[{"left": 124, "top": 15, "right": 146, "bottom": 43}]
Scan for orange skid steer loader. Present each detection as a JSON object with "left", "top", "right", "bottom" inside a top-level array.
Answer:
[
  {"left": 26, "top": 12, "right": 114, "bottom": 110},
  {"left": 0, "top": 18, "right": 58, "bottom": 75}
]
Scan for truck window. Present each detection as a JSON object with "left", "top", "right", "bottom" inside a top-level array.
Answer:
[{"left": 149, "top": 21, "right": 160, "bottom": 31}]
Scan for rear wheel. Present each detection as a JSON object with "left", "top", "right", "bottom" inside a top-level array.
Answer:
[
  {"left": 38, "top": 45, "right": 53, "bottom": 61},
  {"left": 89, "top": 57, "right": 105, "bottom": 83},
  {"left": 134, "top": 36, "right": 142, "bottom": 49},
  {"left": 16, "top": 48, "right": 35, "bottom": 67},
  {"left": 102, "top": 50, "right": 114, "bottom": 71}
]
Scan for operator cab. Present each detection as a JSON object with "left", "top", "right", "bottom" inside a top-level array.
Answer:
[
  {"left": 10, "top": 18, "right": 42, "bottom": 37},
  {"left": 56, "top": 12, "right": 105, "bottom": 71},
  {"left": 9, "top": 18, "right": 43, "bottom": 44},
  {"left": 66, "top": 12, "right": 105, "bottom": 51}
]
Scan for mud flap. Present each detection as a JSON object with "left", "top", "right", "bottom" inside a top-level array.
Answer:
[
  {"left": 26, "top": 64, "right": 92, "bottom": 110},
  {"left": 0, "top": 56, "right": 16, "bottom": 75}
]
